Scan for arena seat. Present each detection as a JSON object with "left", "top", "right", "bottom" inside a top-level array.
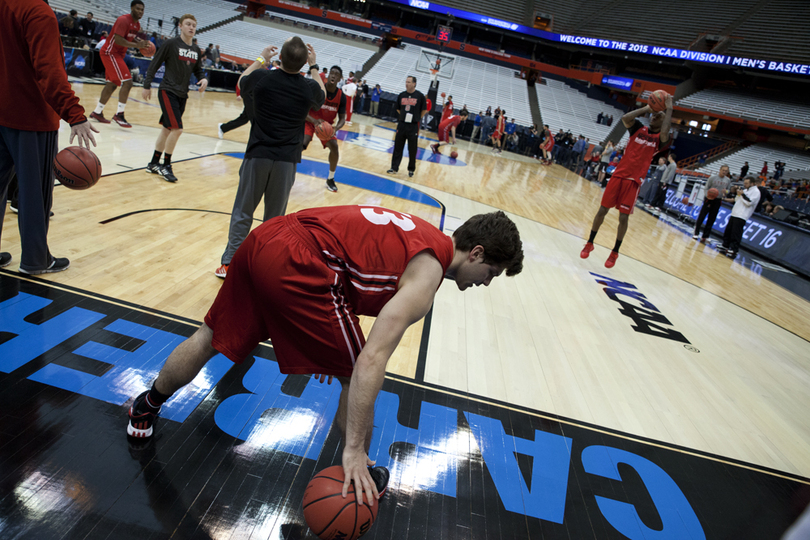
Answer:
[
  {"left": 535, "top": 79, "right": 625, "bottom": 144},
  {"left": 677, "top": 88, "right": 810, "bottom": 131},
  {"left": 695, "top": 144, "right": 810, "bottom": 177}
]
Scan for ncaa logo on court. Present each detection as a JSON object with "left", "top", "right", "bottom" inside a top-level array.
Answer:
[{"left": 342, "top": 133, "right": 394, "bottom": 153}]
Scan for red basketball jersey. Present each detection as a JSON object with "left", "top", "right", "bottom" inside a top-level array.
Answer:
[
  {"left": 310, "top": 87, "right": 345, "bottom": 124},
  {"left": 495, "top": 115, "right": 505, "bottom": 133},
  {"left": 104, "top": 13, "right": 140, "bottom": 56},
  {"left": 439, "top": 114, "right": 462, "bottom": 132},
  {"left": 612, "top": 120, "right": 664, "bottom": 183},
  {"left": 294, "top": 205, "right": 454, "bottom": 316}
]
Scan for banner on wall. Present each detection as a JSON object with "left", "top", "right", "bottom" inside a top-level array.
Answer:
[{"left": 63, "top": 48, "right": 92, "bottom": 75}]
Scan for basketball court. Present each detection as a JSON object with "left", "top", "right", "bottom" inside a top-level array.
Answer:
[{"left": 1, "top": 81, "right": 809, "bottom": 539}]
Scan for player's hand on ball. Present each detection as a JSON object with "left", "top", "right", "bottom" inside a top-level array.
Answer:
[
  {"left": 261, "top": 45, "right": 278, "bottom": 61},
  {"left": 142, "top": 88, "right": 152, "bottom": 101},
  {"left": 342, "top": 447, "right": 378, "bottom": 505},
  {"left": 135, "top": 39, "right": 148, "bottom": 49},
  {"left": 70, "top": 122, "right": 99, "bottom": 149},
  {"left": 306, "top": 43, "right": 316, "bottom": 66},
  {"left": 315, "top": 374, "right": 333, "bottom": 385}
]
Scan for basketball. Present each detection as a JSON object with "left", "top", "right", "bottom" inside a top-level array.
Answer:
[
  {"left": 681, "top": 196, "right": 690, "bottom": 205},
  {"left": 303, "top": 466, "right": 378, "bottom": 540},
  {"left": 54, "top": 147, "right": 102, "bottom": 190},
  {"left": 707, "top": 187, "right": 719, "bottom": 200},
  {"left": 315, "top": 122, "right": 334, "bottom": 142},
  {"left": 440, "top": 92, "right": 446, "bottom": 98},
  {"left": 141, "top": 41, "right": 156, "bottom": 58},
  {"left": 649, "top": 90, "right": 669, "bottom": 112},
  {"left": 450, "top": 151, "right": 458, "bottom": 159}
]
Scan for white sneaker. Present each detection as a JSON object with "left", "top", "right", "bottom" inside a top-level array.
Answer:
[
  {"left": 217, "top": 123, "right": 224, "bottom": 139},
  {"left": 692, "top": 234, "right": 700, "bottom": 240}
]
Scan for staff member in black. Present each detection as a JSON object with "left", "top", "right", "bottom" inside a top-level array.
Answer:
[
  {"left": 214, "top": 37, "right": 326, "bottom": 279},
  {"left": 387, "top": 75, "right": 427, "bottom": 178},
  {"left": 142, "top": 13, "right": 207, "bottom": 183}
]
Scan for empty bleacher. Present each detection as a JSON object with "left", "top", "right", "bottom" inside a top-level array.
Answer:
[
  {"left": 198, "top": 20, "right": 377, "bottom": 74},
  {"left": 677, "top": 88, "right": 810, "bottom": 131},
  {"left": 50, "top": 0, "right": 239, "bottom": 30},
  {"left": 535, "top": 79, "right": 624, "bottom": 143},
  {"left": 426, "top": 0, "right": 527, "bottom": 26},
  {"left": 362, "top": 47, "right": 534, "bottom": 127},
  {"left": 261, "top": 11, "right": 380, "bottom": 42},
  {"left": 695, "top": 143, "right": 810, "bottom": 177},
  {"left": 727, "top": 0, "right": 810, "bottom": 65}
]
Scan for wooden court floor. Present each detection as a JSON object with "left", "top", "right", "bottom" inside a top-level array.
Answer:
[{"left": 1, "top": 82, "right": 809, "bottom": 539}]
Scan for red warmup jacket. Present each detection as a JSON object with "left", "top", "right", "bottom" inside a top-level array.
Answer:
[{"left": 0, "top": 0, "right": 86, "bottom": 132}]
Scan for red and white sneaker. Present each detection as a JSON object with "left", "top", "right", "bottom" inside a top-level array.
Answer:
[
  {"left": 580, "top": 242, "right": 594, "bottom": 259},
  {"left": 127, "top": 391, "right": 160, "bottom": 438},
  {"left": 112, "top": 113, "right": 132, "bottom": 128},
  {"left": 430, "top": 143, "right": 440, "bottom": 154},
  {"left": 605, "top": 251, "right": 619, "bottom": 268},
  {"left": 215, "top": 264, "right": 228, "bottom": 279},
  {"left": 89, "top": 111, "right": 111, "bottom": 124}
]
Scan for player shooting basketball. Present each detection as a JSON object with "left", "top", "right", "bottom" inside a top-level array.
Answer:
[
  {"left": 580, "top": 95, "right": 672, "bottom": 268},
  {"left": 303, "top": 65, "right": 346, "bottom": 193}
]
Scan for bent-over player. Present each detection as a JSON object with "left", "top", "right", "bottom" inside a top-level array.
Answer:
[
  {"left": 304, "top": 65, "right": 346, "bottom": 192},
  {"left": 142, "top": 14, "right": 207, "bottom": 183},
  {"left": 430, "top": 110, "right": 468, "bottom": 154},
  {"left": 128, "top": 205, "right": 523, "bottom": 506},
  {"left": 580, "top": 97, "right": 672, "bottom": 268}
]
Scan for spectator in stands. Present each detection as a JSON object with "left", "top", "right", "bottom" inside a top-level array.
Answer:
[
  {"left": 387, "top": 75, "right": 426, "bottom": 178},
  {"left": 471, "top": 112, "right": 482, "bottom": 142},
  {"left": 641, "top": 157, "right": 666, "bottom": 204},
  {"left": 760, "top": 161, "right": 768, "bottom": 178},
  {"left": 479, "top": 111, "right": 496, "bottom": 146},
  {"left": 597, "top": 112, "right": 603, "bottom": 124},
  {"left": 505, "top": 117, "right": 516, "bottom": 139},
  {"left": 1, "top": 0, "right": 98, "bottom": 274},
  {"left": 211, "top": 44, "right": 222, "bottom": 68},
  {"left": 59, "top": 10, "right": 78, "bottom": 37},
  {"left": 692, "top": 164, "right": 731, "bottom": 242},
  {"left": 203, "top": 43, "right": 213, "bottom": 67},
  {"left": 698, "top": 153, "right": 707, "bottom": 167},
  {"left": 596, "top": 141, "right": 614, "bottom": 184},
  {"left": 720, "top": 176, "right": 760, "bottom": 259},
  {"left": 460, "top": 105, "right": 469, "bottom": 118},
  {"left": 359, "top": 80, "right": 369, "bottom": 114},
  {"left": 506, "top": 132, "right": 519, "bottom": 152},
  {"left": 740, "top": 161, "right": 749, "bottom": 179},
  {"left": 649, "top": 153, "right": 677, "bottom": 215},
  {"left": 607, "top": 114, "right": 613, "bottom": 126},
  {"left": 755, "top": 183, "right": 773, "bottom": 213},
  {"left": 774, "top": 160, "right": 785, "bottom": 181},
  {"left": 485, "top": 105, "right": 492, "bottom": 115},
  {"left": 95, "top": 31, "right": 108, "bottom": 50},
  {"left": 370, "top": 84, "right": 381, "bottom": 117},
  {"left": 78, "top": 12, "right": 96, "bottom": 44},
  {"left": 569, "top": 135, "right": 586, "bottom": 170}
]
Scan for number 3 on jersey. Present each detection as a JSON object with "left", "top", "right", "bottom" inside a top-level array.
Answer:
[{"left": 360, "top": 207, "right": 416, "bottom": 231}]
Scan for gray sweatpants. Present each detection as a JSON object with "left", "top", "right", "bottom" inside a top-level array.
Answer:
[{"left": 220, "top": 157, "right": 296, "bottom": 265}]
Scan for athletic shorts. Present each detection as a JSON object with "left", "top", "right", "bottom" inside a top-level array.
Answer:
[
  {"left": 204, "top": 214, "right": 363, "bottom": 377},
  {"left": 438, "top": 124, "right": 452, "bottom": 142},
  {"left": 492, "top": 131, "right": 502, "bottom": 141},
  {"left": 543, "top": 140, "right": 554, "bottom": 151},
  {"left": 601, "top": 176, "right": 641, "bottom": 214},
  {"left": 158, "top": 89, "right": 186, "bottom": 129},
  {"left": 100, "top": 53, "right": 131, "bottom": 86},
  {"left": 304, "top": 121, "right": 336, "bottom": 148}
]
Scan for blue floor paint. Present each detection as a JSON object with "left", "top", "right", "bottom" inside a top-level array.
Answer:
[
  {"left": 334, "top": 131, "right": 466, "bottom": 167},
  {"left": 223, "top": 152, "right": 443, "bottom": 210}
]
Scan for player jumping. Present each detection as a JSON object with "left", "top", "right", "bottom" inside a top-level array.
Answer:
[
  {"left": 303, "top": 65, "right": 346, "bottom": 193},
  {"left": 580, "top": 96, "right": 672, "bottom": 268},
  {"left": 430, "top": 110, "right": 468, "bottom": 154},
  {"left": 90, "top": 0, "right": 148, "bottom": 128}
]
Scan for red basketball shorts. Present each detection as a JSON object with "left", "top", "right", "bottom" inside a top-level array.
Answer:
[
  {"left": 204, "top": 215, "right": 363, "bottom": 377},
  {"left": 438, "top": 124, "right": 452, "bottom": 142},
  {"left": 492, "top": 130, "right": 502, "bottom": 141},
  {"left": 100, "top": 53, "right": 131, "bottom": 86},
  {"left": 601, "top": 176, "right": 641, "bottom": 214},
  {"left": 304, "top": 121, "right": 336, "bottom": 148}
]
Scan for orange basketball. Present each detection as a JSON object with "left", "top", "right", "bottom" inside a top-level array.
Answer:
[
  {"left": 450, "top": 151, "right": 458, "bottom": 159},
  {"left": 315, "top": 122, "right": 334, "bottom": 142},
  {"left": 54, "top": 147, "right": 101, "bottom": 190},
  {"left": 303, "top": 466, "right": 378, "bottom": 540},
  {"left": 142, "top": 41, "right": 156, "bottom": 58},
  {"left": 649, "top": 90, "right": 669, "bottom": 112},
  {"left": 682, "top": 196, "right": 690, "bottom": 205},
  {"left": 707, "top": 187, "right": 719, "bottom": 200},
  {"left": 440, "top": 92, "right": 446, "bottom": 98}
]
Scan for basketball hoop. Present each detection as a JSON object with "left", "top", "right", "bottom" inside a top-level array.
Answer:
[{"left": 429, "top": 68, "right": 439, "bottom": 83}]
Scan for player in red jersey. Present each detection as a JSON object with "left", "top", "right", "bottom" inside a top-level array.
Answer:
[
  {"left": 581, "top": 96, "right": 672, "bottom": 268},
  {"left": 490, "top": 111, "right": 505, "bottom": 154},
  {"left": 430, "top": 111, "right": 468, "bottom": 154},
  {"left": 539, "top": 124, "right": 554, "bottom": 164},
  {"left": 304, "top": 65, "right": 346, "bottom": 192},
  {"left": 90, "top": 0, "right": 148, "bottom": 128},
  {"left": 440, "top": 94, "right": 454, "bottom": 124},
  {"left": 127, "top": 205, "right": 523, "bottom": 506}
]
